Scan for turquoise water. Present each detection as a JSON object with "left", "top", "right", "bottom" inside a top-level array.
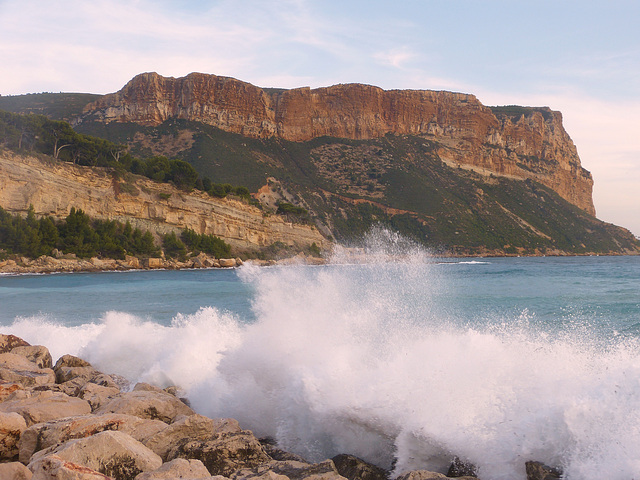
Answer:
[{"left": 1, "top": 251, "right": 639, "bottom": 480}]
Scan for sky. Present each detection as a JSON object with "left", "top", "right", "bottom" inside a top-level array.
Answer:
[{"left": 0, "top": 0, "right": 638, "bottom": 236}]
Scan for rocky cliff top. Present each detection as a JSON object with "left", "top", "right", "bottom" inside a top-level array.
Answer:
[{"left": 81, "top": 72, "right": 595, "bottom": 215}]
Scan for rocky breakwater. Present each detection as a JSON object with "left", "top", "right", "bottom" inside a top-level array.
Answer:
[
  {"left": 0, "top": 333, "right": 560, "bottom": 480},
  {"left": 80, "top": 72, "right": 594, "bottom": 214},
  {"left": 0, "top": 149, "right": 327, "bottom": 252}
]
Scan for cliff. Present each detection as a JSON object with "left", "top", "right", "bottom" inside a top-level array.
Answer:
[
  {"left": 80, "top": 72, "right": 594, "bottom": 214},
  {"left": 0, "top": 149, "right": 326, "bottom": 252}
]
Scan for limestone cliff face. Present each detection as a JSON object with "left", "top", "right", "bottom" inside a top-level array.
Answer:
[
  {"left": 0, "top": 150, "right": 326, "bottom": 251},
  {"left": 81, "top": 72, "right": 595, "bottom": 215}
]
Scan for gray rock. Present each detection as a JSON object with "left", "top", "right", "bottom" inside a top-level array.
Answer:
[
  {"left": 331, "top": 454, "right": 388, "bottom": 480},
  {"left": 447, "top": 458, "right": 477, "bottom": 478},
  {"left": 394, "top": 471, "right": 448, "bottom": 480}
]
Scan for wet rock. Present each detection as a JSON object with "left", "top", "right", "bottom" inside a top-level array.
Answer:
[
  {"left": 19, "top": 413, "right": 167, "bottom": 464},
  {"left": 447, "top": 458, "right": 477, "bottom": 477},
  {"left": 0, "top": 333, "right": 30, "bottom": 353},
  {"left": 0, "top": 390, "right": 91, "bottom": 426},
  {"left": 94, "top": 387, "right": 195, "bottom": 423},
  {"left": 29, "top": 454, "right": 113, "bottom": 480},
  {"left": 28, "top": 430, "right": 162, "bottom": 480},
  {"left": 11, "top": 345, "right": 53, "bottom": 369},
  {"left": 144, "top": 414, "right": 240, "bottom": 460},
  {"left": 168, "top": 429, "right": 270, "bottom": 477},
  {"left": 0, "top": 461, "right": 33, "bottom": 480},
  {"left": 0, "top": 411, "right": 27, "bottom": 460},
  {"left": 261, "top": 442, "right": 309, "bottom": 463},
  {"left": 0, "top": 353, "right": 56, "bottom": 387},
  {"left": 134, "top": 458, "right": 211, "bottom": 479},
  {"left": 525, "top": 461, "right": 562, "bottom": 480},
  {"left": 331, "top": 454, "right": 388, "bottom": 480}
]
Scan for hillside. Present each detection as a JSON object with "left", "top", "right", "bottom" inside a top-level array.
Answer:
[{"left": 1, "top": 73, "right": 639, "bottom": 256}]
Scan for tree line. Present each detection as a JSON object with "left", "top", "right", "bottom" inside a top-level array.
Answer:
[
  {"left": 0, "top": 206, "right": 231, "bottom": 261},
  {"left": 0, "top": 110, "right": 251, "bottom": 199}
]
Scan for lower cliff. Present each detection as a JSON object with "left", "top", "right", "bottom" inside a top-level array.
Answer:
[{"left": 0, "top": 149, "right": 327, "bottom": 253}]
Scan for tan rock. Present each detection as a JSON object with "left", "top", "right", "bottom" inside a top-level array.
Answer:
[
  {"left": 125, "top": 255, "right": 141, "bottom": 268},
  {"left": 0, "top": 411, "right": 27, "bottom": 460},
  {"left": 219, "top": 258, "right": 237, "bottom": 268},
  {"left": 168, "top": 430, "right": 270, "bottom": 477},
  {"left": 144, "top": 414, "right": 240, "bottom": 460},
  {"left": 0, "top": 353, "right": 56, "bottom": 387},
  {"left": 78, "top": 383, "right": 121, "bottom": 411},
  {"left": 0, "top": 334, "right": 31, "bottom": 353},
  {"left": 94, "top": 389, "right": 194, "bottom": 423},
  {"left": 11, "top": 345, "right": 53, "bottom": 369},
  {"left": 19, "top": 413, "right": 167, "bottom": 464},
  {"left": 54, "top": 354, "right": 93, "bottom": 369},
  {"left": 234, "top": 460, "right": 346, "bottom": 480},
  {"left": 145, "top": 258, "right": 164, "bottom": 269},
  {"left": 29, "top": 454, "right": 113, "bottom": 480},
  {"left": 28, "top": 431, "right": 162, "bottom": 480},
  {"left": 394, "top": 471, "right": 448, "bottom": 480},
  {"left": 133, "top": 458, "right": 211, "bottom": 480},
  {"left": 331, "top": 454, "right": 388, "bottom": 480},
  {"left": 0, "top": 461, "right": 33, "bottom": 480},
  {"left": 0, "top": 390, "right": 91, "bottom": 426},
  {"left": 0, "top": 382, "right": 25, "bottom": 402}
]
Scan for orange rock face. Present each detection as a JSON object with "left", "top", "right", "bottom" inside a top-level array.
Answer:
[{"left": 82, "top": 72, "right": 595, "bottom": 215}]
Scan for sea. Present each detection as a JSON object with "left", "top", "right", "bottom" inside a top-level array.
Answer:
[{"left": 1, "top": 231, "right": 639, "bottom": 480}]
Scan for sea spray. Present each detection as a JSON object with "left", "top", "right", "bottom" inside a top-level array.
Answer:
[{"left": 2, "top": 234, "right": 640, "bottom": 479}]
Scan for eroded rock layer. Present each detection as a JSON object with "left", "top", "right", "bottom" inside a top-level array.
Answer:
[{"left": 0, "top": 150, "right": 326, "bottom": 251}]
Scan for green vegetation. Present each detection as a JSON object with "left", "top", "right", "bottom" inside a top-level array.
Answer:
[
  {"left": 0, "top": 109, "right": 252, "bottom": 199},
  {"left": 490, "top": 105, "right": 554, "bottom": 122},
  {"left": 0, "top": 93, "right": 101, "bottom": 122},
  {"left": 180, "top": 228, "right": 231, "bottom": 258},
  {"left": 0, "top": 206, "right": 159, "bottom": 259}
]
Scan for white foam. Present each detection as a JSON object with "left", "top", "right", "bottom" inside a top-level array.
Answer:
[{"left": 3, "top": 232, "right": 640, "bottom": 480}]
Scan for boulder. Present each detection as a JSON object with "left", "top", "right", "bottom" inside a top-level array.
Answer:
[
  {"left": 54, "top": 355, "right": 93, "bottom": 369},
  {"left": 331, "top": 454, "right": 388, "bottom": 480},
  {"left": 0, "top": 390, "right": 91, "bottom": 426},
  {"left": 0, "top": 461, "right": 33, "bottom": 480},
  {"left": 28, "top": 431, "right": 162, "bottom": 480},
  {"left": 19, "top": 413, "right": 167, "bottom": 464},
  {"left": 0, "top": 382, "right": 25, "bottom": 402},
  {"left": 144, "top": 414, "right": 240, "bottom": 460},
  {"left": 0, "top": 353, "right": 56, "bottom": 387},
  {"left": 0, "top": 334, "right": 30, "bottom": 353},
  {"left": 219, "top": 258, "right": 237, "bottom": 268},
  {"left": 234, "top": 460, "right": 346, "bottom": 480},
  {"left": 167, "top": 429, "right": 270, "bottom": 477},
  {"left": 0, "top": 411, "right": 27, "bottom": 460},
  {"left": 10, "top": 345, "right": 53, "bottom": 369},
  {"left": 395, "top": 472, "right": 448, "bottom": 480},
  {"left": 447, "top": 458, "right": 477, "bottom": 478},
  {"left": 525, "top": 461, "right": 562, "bottom": 480},
  {"left": 78, "top": 383, "right": 121, "bottom": 411},
  {"left": 133, "top": 458, "right": 211, "bottom": 480},
  {"left": 29, "top": 454, "right": 113, "bottom": 480},
  {"left": 94, "top": 388, "right": 195, "bottom": 423}
]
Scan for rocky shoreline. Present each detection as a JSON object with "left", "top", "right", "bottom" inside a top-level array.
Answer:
[
  {"left": 0, "top": 334, "right": 562, "bottom": 480},
  {"left": 0, "top": 253, "right": 327, "bottom": 275}
]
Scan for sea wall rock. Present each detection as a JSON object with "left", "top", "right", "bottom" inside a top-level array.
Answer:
[
  {"left": 29, "top": 454, "right": 112, "bottom": 480},
  {"left": 28, "top": 430, "right": 163, "bottom": 480},
  {"left": 0, "top": 410, "right": 27, "bottom": 460},
  {"left": 94, "top": 386, "right": 196, "bottom": 423},
  {"left": 0, "top": 461, "right": 33, "bottom": 480},
  {"left": 81, "top": 72, "right": 595, "bottom": 214},
  {"left": 0, "top": 390, "right": 91, "bottom": 426},
  {"left": 0, "top": 353, "right": 56, "bottom": 387},
  {"left": 133, "top": 458, "right": 211, "bottom": 480}
]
